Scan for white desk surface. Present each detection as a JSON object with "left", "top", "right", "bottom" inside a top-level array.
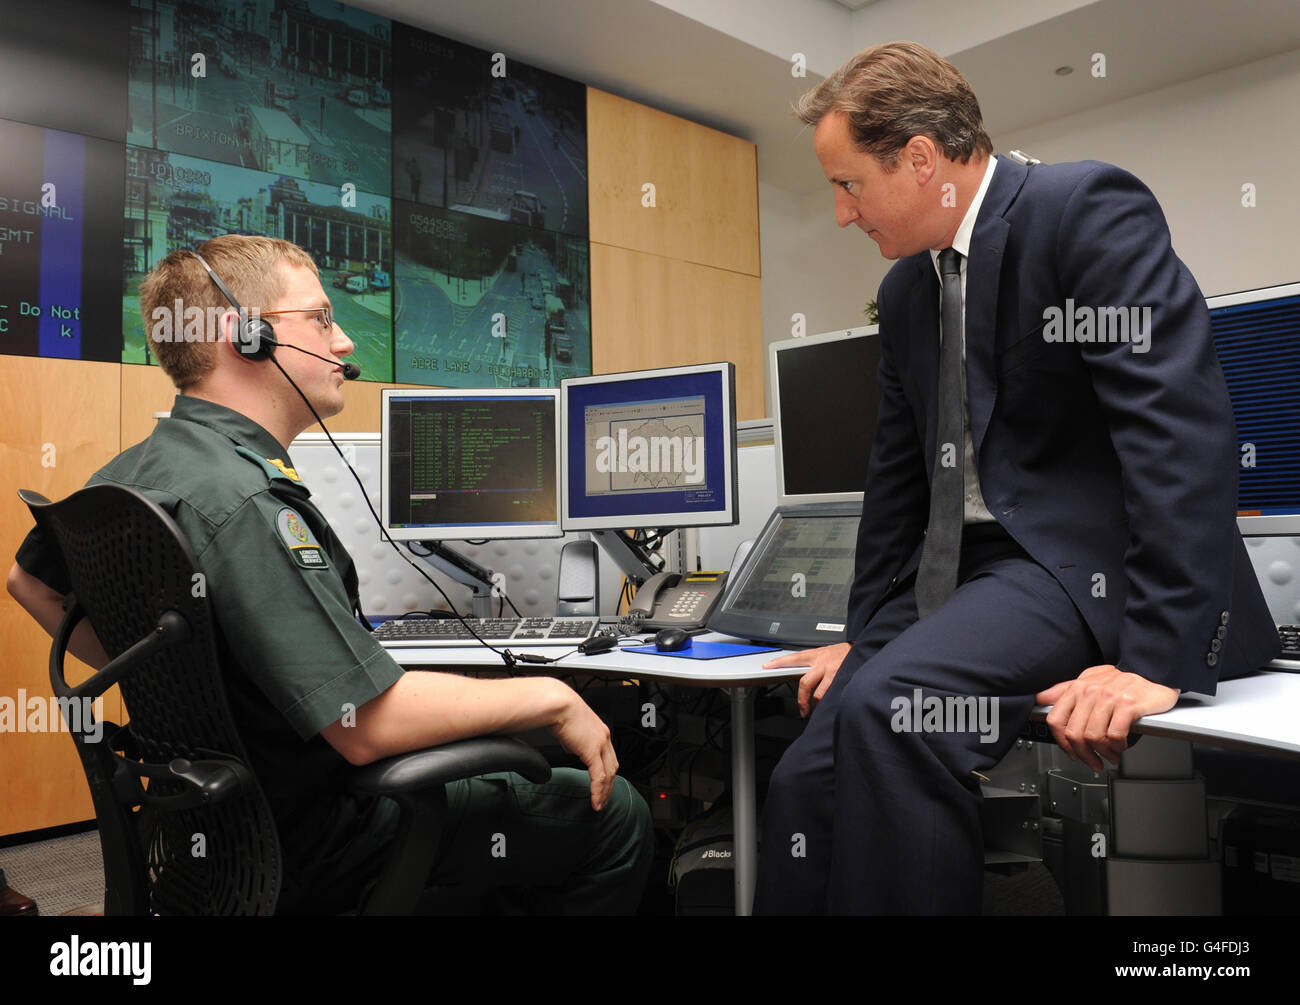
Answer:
[
  {"left": 1057, "top": 670, "right": 1300, "bottom": 761},
  {"left": 385, "top": 636, "right": 1300, "bottom": 758},
  {"left": 384, "top": 631, "right": 805, "bottom": 687}
]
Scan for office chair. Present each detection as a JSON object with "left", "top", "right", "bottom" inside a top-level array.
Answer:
[{"left": 19, "top": 483, "right": 551, "bottom": 915}]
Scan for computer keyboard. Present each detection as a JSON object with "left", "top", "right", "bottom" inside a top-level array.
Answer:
[
  {"left": 1278, "top": 624, "right": 1300, "bottom": 661},
  {"left": 373, "top": 616, "right": 600, "bottom": 648}
]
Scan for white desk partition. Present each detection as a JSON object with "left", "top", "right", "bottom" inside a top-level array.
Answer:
[
  {"left": 291, "top": 427, "right": 1300, "bottom": 628},
  {"left": 289, "top": 432, "right": 624, "bottom": 618},
  {"left": 1244, "top": 536, "right": 1300, "bottom": 625},
  {"left": 696, "top": 425, "right": 779, "bottom": 574}
]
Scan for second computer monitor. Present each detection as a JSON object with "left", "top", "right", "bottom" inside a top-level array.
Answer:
[
  {"left": 561, "top": 362, "right": 739, "bottom": 531},
  {"left": 381, "top": 388, "right": 562, "bottom": 541}
]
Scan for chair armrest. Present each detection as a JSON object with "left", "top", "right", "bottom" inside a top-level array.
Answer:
[
  {"left": 346, "top": 736, "right": 551, "bottom": 797},
  {"left": 123, "top": 756, "right": 255, "bottom": 812}
]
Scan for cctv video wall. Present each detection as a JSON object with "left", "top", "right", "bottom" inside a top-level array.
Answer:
[{"left": 0, "top": 0, "right": 591, "bottom": 389}]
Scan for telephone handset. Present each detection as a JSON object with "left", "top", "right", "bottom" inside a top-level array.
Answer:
[{"left": 628, "top": 570, "right": 729, "bottom": 630}]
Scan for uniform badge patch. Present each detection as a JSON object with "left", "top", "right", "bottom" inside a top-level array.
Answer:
[{"left": 276, "top": 507, "right": 329, "bottom": 569}]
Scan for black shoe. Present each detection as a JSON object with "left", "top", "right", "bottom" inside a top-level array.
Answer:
[{"left": 0, "top": 882, "right": 38, "bottom": 917}]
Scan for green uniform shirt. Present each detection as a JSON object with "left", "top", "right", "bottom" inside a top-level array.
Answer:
[{"left": 17, "top": 395, "right": 404, "bottom": 910}]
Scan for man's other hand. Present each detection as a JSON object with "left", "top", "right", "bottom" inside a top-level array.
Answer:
[
  {"left": 763, "top": 642, "right": 852, "bottom": 718},
  {"left": 1036, "top": 664, "right": 1180, "bottom": 772},
  {"left": 548, "top": 683, "right": 619, "bottom": 811}
]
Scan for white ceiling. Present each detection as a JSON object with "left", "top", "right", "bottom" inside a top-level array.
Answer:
[{"left": 349, "top": 0, "right": 1300, "bottom": 194}]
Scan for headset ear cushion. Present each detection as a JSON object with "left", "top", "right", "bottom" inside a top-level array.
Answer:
[{"left": 239, "top": 316, "right": 276, "bottom": 360}]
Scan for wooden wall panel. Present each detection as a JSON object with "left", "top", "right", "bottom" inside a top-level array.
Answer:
[
  {"left": 121, "top": 362, "right": 178, "bottom": 449},
  {"left": 1, "top": 357, "right": 122, "bottom": 836},
  {"left": 588, "top": 89, "right": 760, "bottom": 278},
  {"left": 121, "top": 363, "right": 431, "bottom": 439},
  {"left": 590, "top": 243, "right": 764, "bottom": 422},
  {"left": 331, "top": 379, "right": 434, "bottom": 433}
]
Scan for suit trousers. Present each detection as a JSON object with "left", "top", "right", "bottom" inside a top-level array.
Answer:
[{"left": 755, "top": 524, "right": 1102, "bottom": 914}]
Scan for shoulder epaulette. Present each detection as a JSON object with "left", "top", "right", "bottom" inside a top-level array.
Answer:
[{"left": 234, "top": 445, "right": 303, "bottom": 484}]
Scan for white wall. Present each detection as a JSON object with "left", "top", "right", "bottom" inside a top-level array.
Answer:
[
  {"left": 757, "top": 179, "right": 893, "bottom": 413},
  {"left": 648, "top": 0, "right": 1096, "bottom": 74},
  {"left": 995, "top": 45, "right": 1300, "bottom": 298}
]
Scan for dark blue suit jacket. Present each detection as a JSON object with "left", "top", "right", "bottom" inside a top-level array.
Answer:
[{"left": 845, "top": 155, "right": 1278, "bottom": 695}]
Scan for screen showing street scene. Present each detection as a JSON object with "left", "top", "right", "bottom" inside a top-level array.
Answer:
[
  {"left": 123, "top": 146, "right": 393, "bottom": 382},
  {"left": 394, "top": 202, "right": 589, "bottom": 388},
  {"left": 108, "top": 1, "right": 590, "bottom": 388},
  {"left": 391, "top": 24, "right": 591, "bottom": 388},
  {"left": 393, "top": 26, "right": 586, "bottom": 236},
  {"left": 128, "top": 0, "right": 392, "bottom": 196}
]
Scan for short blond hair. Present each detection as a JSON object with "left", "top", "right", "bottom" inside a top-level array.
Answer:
[
  {"left": 139, "top": 235, "right": 318, "bottom": 388},
  {"left": 795, "top": 41, "right": 993, "bottom": 169}
]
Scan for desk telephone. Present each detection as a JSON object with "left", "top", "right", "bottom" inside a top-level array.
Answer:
[{"left": 628, "top": 570, "right": 729, "bottom": 630}]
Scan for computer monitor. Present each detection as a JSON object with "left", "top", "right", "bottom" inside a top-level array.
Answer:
[
  {"left": 560, "top": 362, "right": 739, "bottom": 531},
  {"left": 770, "top": 326, "right": 881, "bottom": 506},
  {"left": 707, "top": 500, "right": 862, "bottom": 648},
  {"left": 381, "top": 388, "right": 562, "bottom": 541},
  {"left": 1206, "top": 282, "right": 1300, "bottom": 536}
]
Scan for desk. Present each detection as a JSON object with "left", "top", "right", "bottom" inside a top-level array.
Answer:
[
  {"left": 1027, "top": 669, "right": 1300, "bottom": 913},
  {"left": 390, "top": 634, "right": 1300, "bottom": 916},
  {"left": 1063, "top": 671, "right": 1300, "bottom": 760},
  {"left": 387, "top": 632, "right": 801, "bottom": 916}
]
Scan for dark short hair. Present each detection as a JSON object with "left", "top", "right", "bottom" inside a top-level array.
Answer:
[{"left": 795, "top": 41, "right": 993, "bottom": 169}]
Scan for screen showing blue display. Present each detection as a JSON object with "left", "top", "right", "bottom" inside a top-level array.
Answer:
[
  {"left": 1209, "top": 288, "right": 1300, "bottom": 521},
  {"left": 562, "top": 364, "right": 737, "bottom": 530}
]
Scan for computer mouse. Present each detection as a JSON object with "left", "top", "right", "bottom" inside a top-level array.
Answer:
[{"left": 654, "top": 627, "right": 691, "bottom": 652}]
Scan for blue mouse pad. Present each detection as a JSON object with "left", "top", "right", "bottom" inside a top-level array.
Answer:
[{"left": 625, "top": 641, "right": 781, "bottom": 660}]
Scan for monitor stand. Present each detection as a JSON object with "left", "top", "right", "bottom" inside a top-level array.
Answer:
[
  {"left": 590, "top": 529, "right": 671, "bottom": 589},
  {"left": 412, "top": 541, "right": 497, "bottom": 619}
]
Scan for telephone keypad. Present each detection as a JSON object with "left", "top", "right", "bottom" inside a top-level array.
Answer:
[{"left": 670, "top": 590, "right": 709, "bottom": 619}]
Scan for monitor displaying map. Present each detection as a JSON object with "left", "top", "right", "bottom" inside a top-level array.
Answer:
[{"left": 560, "top": 362, "right": 737, "bottom": 531}]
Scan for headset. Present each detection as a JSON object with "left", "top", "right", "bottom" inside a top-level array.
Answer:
[
  {"left": 189, "top": 247, "right": 551, "bottom": 670},
  {"left": 191, "top": 249, "right": 361, "bottom": 379}
]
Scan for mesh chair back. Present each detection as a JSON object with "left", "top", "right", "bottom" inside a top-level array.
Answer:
[{"left": 23, "top": 484, "right": 281, "bottom": 915}]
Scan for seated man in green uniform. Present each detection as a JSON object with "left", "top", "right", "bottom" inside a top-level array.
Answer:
[{"left": 7, "top": 234, "right": 653, "bottom": 913}]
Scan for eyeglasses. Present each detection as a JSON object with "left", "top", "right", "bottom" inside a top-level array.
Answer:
[{"left": 261, "top": 307, "right": 334, "bottom": 332}]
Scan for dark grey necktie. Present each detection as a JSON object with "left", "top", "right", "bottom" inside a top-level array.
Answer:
[{"left": 914, "top": 248, "right": 964, "bottom": 618}]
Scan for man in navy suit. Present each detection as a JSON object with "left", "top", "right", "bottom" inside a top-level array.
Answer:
[{"left": 756, "top": 41, "right": 1278, "bottom": 914}]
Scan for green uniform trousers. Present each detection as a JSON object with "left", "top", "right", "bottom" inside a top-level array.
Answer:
[{"left": 313, "top": 768, "right": 653, "bottom": 915}]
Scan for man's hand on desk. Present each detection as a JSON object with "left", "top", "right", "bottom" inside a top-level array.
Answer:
[
  {"left": 763, "top": 642, "right": 852, "bottom": 718},
  {"left": 547, "top": 683, "right": 619, "bottom": 812},
  {"left": 1036, "top": 664, "right": 1180, "bottom": 772}
]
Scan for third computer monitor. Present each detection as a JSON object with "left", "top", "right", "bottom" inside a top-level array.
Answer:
[
  {"left": 1207, "top": 281, "right": 1300, "bottom": 537},
  {"left": 769, "top": 325, "right": 881, "bottom": 506},
  {"left": 561, "top": 362, "right": 739, "bottom": 531}
]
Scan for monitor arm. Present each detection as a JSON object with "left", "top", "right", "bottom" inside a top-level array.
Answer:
[
  {"left": 590, "top": 529, "right": 670, "bottom": 590},
  {"left": 411, "top": 541, "right": 497, "bottom": 619}
]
